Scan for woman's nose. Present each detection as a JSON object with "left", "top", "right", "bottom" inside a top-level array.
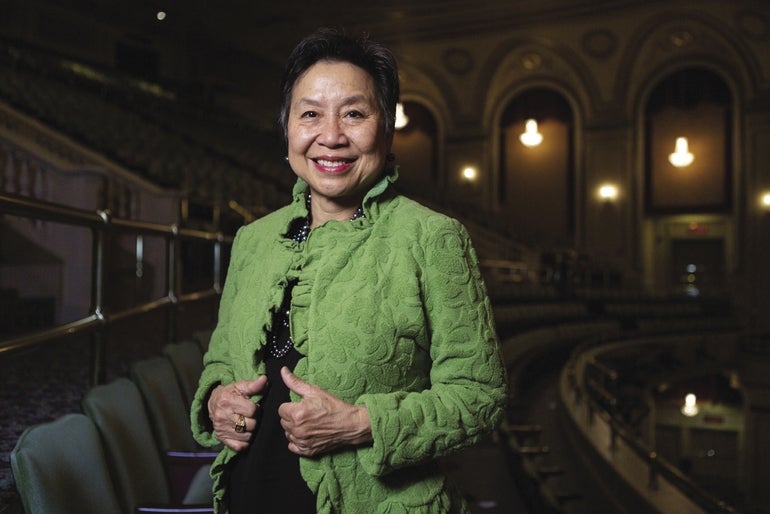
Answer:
[{"left": 317, "top": 116, "right": 347, "bottom": 146}]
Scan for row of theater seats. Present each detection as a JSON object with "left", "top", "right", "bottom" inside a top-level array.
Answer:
[
  {"left": 500, "top": 423, "right": 583, "bottom": 514},
  {"left": 0, "top": 45, "right": 290, "bottom": 209},
  {"left": 497, "top": 316, "right": 624, "bottom": 514},
  {"left": 501, "top": 319, "right": 622, "bottom": 403},
  {"left": 492, "top": 296, "right": 736, "bottom": 341},
  {"left": 11, "top": 331, "right": 215, "bottom": 514},
  {"left": 493, "top": 301, "right": 591, "bottom": 335}
]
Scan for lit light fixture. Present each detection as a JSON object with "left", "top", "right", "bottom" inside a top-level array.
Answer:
[
  {"left": 669, "top": 137, "right": 694, "bottom": 167},
  {"left": 681, "top": 393, "right": 699, "bottom": 417},
  {"left": 598, "top": 184, "right": 618, "bottom": 202},
  {"left": 395, "top": 103, "right": 409, "bottom": 130},
  {"left": 156, "top": 11, "right": 167, "bottom": 21},
  {"left": 761, "top": 191, "right": 770, "bottom": 210},
  {"left": 519, "top": 119, "right": 543, "bottom": 147},
  {"left": 461, "top": 166, "right": 478, "bottom": 181}
]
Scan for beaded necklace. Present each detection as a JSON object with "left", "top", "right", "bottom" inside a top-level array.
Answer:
[
  {"left": 290, "top": 192, "right": 365, "bottom": 243},
  {"left": 266, "top": 194, "right": 365, "bottom": 358}
]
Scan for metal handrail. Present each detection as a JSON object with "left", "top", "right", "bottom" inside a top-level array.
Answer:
[
  {"left": 0, "top": 314, "right": 103, "bottom": 355},
  {"left": 588, "top": 386, "right": 738, "bottom": 513},
  {"left": 567, "top": 335, "right": 740, "bottom": 514},
  {"left": 0, "top": 191, "right": 233, "bottom": 385}
]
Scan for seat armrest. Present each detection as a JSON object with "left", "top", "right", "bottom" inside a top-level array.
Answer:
[
  {"left": 163, "top": 451, "right": 217, "bottom": 504},
  {"left": 166, "top": 451, "right": 219, "bottom": 461}
]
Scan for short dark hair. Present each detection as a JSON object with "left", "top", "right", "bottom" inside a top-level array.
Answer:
[{"left": 278, "top": 27, "right": 400, "bottom": 140}]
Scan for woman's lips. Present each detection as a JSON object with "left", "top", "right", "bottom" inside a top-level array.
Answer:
[{"left": 313, "top": 158, "right": 354, "bottom": 174}]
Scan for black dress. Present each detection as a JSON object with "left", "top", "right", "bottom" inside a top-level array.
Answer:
[{"left": 227, "top": 290, "right": 316, "bottom": 513}]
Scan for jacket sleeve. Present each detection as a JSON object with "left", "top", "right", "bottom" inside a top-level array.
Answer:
[
  {"left": 355, "top": 217, "right": 508, "bottom": 477},
  {"left": 190, "top": 228, "right": 243, "bottom": 448}
]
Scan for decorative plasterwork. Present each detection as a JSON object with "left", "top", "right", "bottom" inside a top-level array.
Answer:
[
  {"left": 735, "top": 10, "right": 770, "bottom": 41},
  {"left": 441, "top": 47, "right": 474, "bottom": 76},
  {"left": 581, "top": 29, "right": 619, "bottom": 60},
  {"left": 638, "top": 21, "right": 732, "bottom": 71},
  {"left": 519, "top": 52, "right": 544, "bottom": 71}
]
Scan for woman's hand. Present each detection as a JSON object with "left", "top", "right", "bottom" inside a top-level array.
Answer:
[
  {"left": 278, "top": 367, "right": 372, "bottom": 457},
  {"left": 208, "top": 376, "right": 268, "bottom": 451}
]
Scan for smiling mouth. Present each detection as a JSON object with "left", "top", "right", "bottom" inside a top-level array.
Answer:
[{"left": 313, "top": 158, "right": 354, "bottom": 173}]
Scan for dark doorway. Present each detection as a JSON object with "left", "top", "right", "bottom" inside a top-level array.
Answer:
[{"left": 670, "top": 238, "right": 725, "bottom": 296}]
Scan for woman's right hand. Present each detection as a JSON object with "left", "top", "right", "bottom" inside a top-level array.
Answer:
[{"left": 208, "top": 376, "right": 268, "bottom": 451}]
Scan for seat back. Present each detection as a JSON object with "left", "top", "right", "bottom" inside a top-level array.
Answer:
[
  {"left": 82, "top": 377, "right": 170, "bottom": 513},
  {"left": 132, "top": 355, "right": 199, "bottom": 452},
  {"left": 192, "top": 328, "right": 213, "bottom": 352},
  {"left": 10, "top": 413, "right": 122, "bottom": 514},
  {"left": 163, "top": 340, "right": 204, "bottom": 409}
]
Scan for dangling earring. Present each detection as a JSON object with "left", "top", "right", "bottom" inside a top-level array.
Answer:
[{"left": 284, "top": 156, "right": 289, "bottom": 162}]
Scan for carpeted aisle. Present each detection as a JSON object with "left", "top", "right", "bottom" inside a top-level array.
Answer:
[{"left": 0, "top": 337, "right": 91, "bottom": 513}]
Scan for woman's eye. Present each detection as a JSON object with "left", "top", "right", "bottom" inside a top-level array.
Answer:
[
  {"left": 300, "top": 111, "right": 317, "bottom": 118},
  {"left": 345, "top": 110, "right": 364, "bottom": 118}
]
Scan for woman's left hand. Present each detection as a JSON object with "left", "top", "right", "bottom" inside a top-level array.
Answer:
[{"left": 278, "top": 366, "right": 373, "bottom": 456}]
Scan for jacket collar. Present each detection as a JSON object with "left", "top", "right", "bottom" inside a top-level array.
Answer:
[{"left": 287, "top": 165, "right": 400, "bottom": 223}]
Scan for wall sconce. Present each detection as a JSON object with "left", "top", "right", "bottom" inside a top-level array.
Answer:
[
  {"left": 461, "top": 166, "right": 478, "bottom": 182},
  {"left": 681, "top": 393, "right": 699, "bottom": 417},
  {"left": 519, "top": 119, "right": 543, "bottom": 147},
  {"left": 668, "top": 137, "right": 694, "bottom": 167},
  {"left": 760, "top": 191, "right": 770, "bottom": 211},
  {"left": 598, "top": 183, "right": 619, "bottom": 202},
  {"left": 395, "top": 102, "right": 409, "bottom": 130}
]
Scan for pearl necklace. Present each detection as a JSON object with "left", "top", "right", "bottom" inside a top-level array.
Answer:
[{"left": 267, "top": 306, "right": 294, "bottom": 358}]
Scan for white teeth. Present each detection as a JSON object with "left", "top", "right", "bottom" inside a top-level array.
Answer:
[{"left": 316, "top": 159, "right": 346, "bottom": 167}]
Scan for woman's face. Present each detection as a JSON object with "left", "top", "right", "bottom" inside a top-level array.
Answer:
[{"left": 286, "top": 60, "right": 392, "bottom": 216}]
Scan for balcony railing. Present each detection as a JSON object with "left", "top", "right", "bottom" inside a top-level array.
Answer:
[
  {"left": 0, "top": 191, "right": 232, "bottom": 385},
  {"left": 562, "top": 333, "right": 742, "bottom": 514}
]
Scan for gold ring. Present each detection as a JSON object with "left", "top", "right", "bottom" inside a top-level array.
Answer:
[{"left": 234, "top": 414, "right": 246, "bottom": 433}]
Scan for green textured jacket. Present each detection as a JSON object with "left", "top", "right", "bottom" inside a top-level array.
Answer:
[{"left": 191, "top": 169, "right": 507, "bottom": 513}]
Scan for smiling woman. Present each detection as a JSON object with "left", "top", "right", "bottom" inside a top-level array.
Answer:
[{"left": 190, "top": 27, "right": 507, "bottom": 514}]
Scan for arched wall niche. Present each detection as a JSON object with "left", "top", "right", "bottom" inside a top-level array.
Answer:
[
  {"left": 393, "top": 61, "right": 451, "bottom": 201},
  {"left": 644, "top": 68, "right": 734, "bottom": 215},
  {"left": 479, "top": 37, "right": 591, "bottom": 249},
  {"left": 633, "top": 58, "right": 743, "bottom": 219},
  {"left": 486, "top": 75, "right": 584, "bottom": 238},
  {"left": 391, "top": 98, "right": 442, "bottom": 201},
  {"left": 494, "top": 86, "right": 578, "bottom": 248}
]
